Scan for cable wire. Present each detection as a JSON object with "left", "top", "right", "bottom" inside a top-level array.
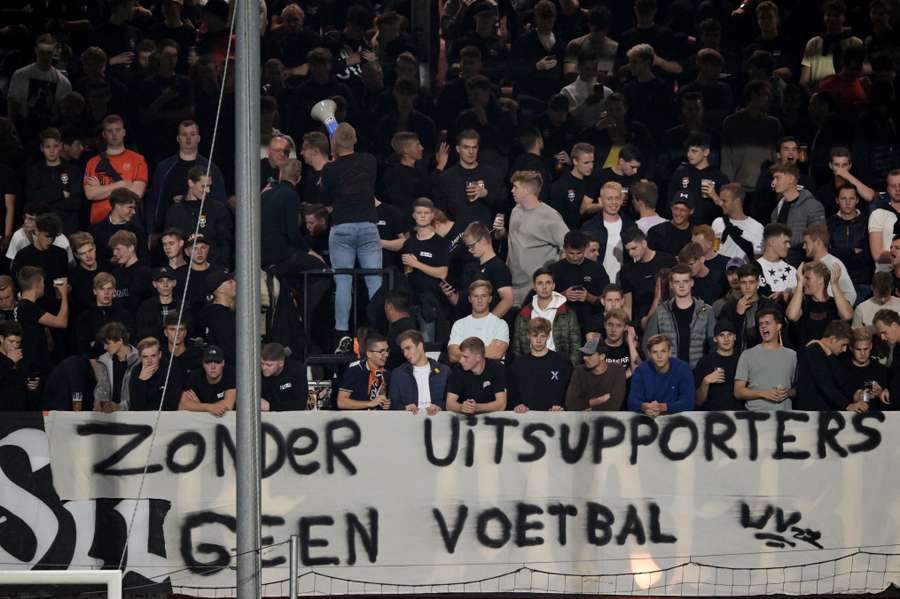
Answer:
[{"left": 116, "top": 2, "right": 238, "bottom": 572}]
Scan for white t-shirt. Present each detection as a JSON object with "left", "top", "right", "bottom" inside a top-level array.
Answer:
[
  {"left": 413, "top": 364, "right": 432, "bottom": 408},
  {"left": 449, "top": 313, "right": 510, "bottom": 347},
  {"left": 5, "top": 229, "right": 74, "bottom": 263},
  {"left": 853, "top": 296, "right": 900, "bottom": 328},
  {"left": 636, "top": 214, "right": 666, "bottom": 234},
  {"left": 756, "top": 257, "right": 796, "bottom": 293},
  {"left": 712, "top": 216, "right": 764, "bottom": 259},
  {"left": 868, "top": 208, "right": 897, "bottom": 272},
  {"left": 819, "top": 253, "right": 856, "bottom": 306},
  {"left": 603, "top": 218, "right": 624, "bottom": 283}
]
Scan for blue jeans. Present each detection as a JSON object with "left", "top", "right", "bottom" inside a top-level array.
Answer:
[{"left": 329, "top": 222, "right": 383, "bottom": 331}]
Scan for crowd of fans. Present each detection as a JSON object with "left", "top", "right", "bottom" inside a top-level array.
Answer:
[{"left": 1, "top": 0, "right": 900, "bottom": 416}]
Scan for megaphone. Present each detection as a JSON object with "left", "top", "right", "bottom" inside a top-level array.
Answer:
[{"left": 310, "top": 99, "right": 338, "bottom": 137}]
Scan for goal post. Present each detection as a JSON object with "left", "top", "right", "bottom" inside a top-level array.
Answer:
[{"left": 0, "top": 570, "right": 122, "bottom": 599}]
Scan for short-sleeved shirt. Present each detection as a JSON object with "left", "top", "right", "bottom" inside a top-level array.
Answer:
[
  {"left": 868, "top": 207, "right": 900, "bottom": 272},
  {"left": 756, "top": 257, "right": 797, "bottom": 294},
  {"left": 185, "top": 369, "right": 236, "bottom": 404},
  {"left": 402, "top": 233, "right": 449, "bottom": 297},
  {"left": 84, "top": 149, "right": 149, "bottom": 223},
  {"left": 338, "top": 360, "right": 390, "bottom": 407},
  {"left": 621, "top": 251, "right": 676, "bottom": 328},
  {"left": 693, "top": 351, "right": 742, "bottom": 410},
  {"left": 456, "top": 256, "right": 513, "bottom": 316},
  {"left": 449, "top": 313, "right": 510, "bottom": 348},
  {"left": 735, "top": 345, "right": 797, "bottom": 411},
  {"left": 712, "top": 215, "right": 764, "bottom": 259},
  {"left": 793, "top": 296, "right": 840, "bottom": 348},
  {"left": 447, "top": 359, "right": 507, "bottom": 405},
  {"left": 14, "top": 298, "right": 48, "bottom": 375}
]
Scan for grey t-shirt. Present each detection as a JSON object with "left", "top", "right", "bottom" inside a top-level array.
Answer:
[{"left": 735, "top": 345, "right": 797, "bottom": 411}]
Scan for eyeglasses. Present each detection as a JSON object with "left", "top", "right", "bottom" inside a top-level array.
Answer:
[{"left": 368, "top": 348, "right": 389, "bottom": 355}]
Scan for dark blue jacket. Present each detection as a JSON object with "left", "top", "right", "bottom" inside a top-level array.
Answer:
[
  {"left": 389, "top": 358, "right": 450, "bottom": 410},
  {"left": 581, "top": 213, "right": 635, "bottom": 263},
  {"left": 145, "top": 153, "right": 227, "bottom": 236}
]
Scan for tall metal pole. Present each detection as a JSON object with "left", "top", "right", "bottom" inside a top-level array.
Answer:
[
  {"left": 289, "top": 535, "right": 299, "bottom": 599},
  {"left": 235, "top": 0, "right": 261, "bottom": 597}
]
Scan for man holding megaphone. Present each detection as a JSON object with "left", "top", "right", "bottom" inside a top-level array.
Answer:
[{"left": 319, "top": 122, "right": 382, "bottom": 352}]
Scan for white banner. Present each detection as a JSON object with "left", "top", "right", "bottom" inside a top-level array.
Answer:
[{"left": 3, "top": 411, "right": 900, "bottom": 595}]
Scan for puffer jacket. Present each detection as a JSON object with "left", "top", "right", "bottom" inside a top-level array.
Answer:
[
  {"left": 770, "top": 188, "right": 826, "bottom": 249},
  {"left": 511, "top": 292, "right": 582, "bottom": 364},
  {"left": 93, "top": 346, "right": 141, "bottom": 410},
  {"left": 643, "top": 297, "right": 716, "bottom": 368}
]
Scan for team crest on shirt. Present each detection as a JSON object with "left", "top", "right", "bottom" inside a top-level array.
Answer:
[
  {"left": 482, "top": 381, "right": 491, "bottom": 388},
  {"left": 60, "top": 173, "right": 69, "bottom": 185},
  {"left": 682, "top": 177, "right": 689, "bottom": 188},
  {"left": 123, "top": 163, "right": 131, "bottom": 171},
  {"left": 280, "top": 383, "right": 292, "bottom": 390},
  {"left": 199, "top": 214, "right": 207, "bottom": 228},
  {"left": 567, "top": 189, "right": 575, "bottom": 202},
  {"left": 420, "top": 251, "right": 433, "bottom": 258}
]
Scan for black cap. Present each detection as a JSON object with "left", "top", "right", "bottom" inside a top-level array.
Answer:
[
  {"left": 203, "top": 345, "right": 226, "bottom": 363},
  {"left": 671, "top": 194, "right": 693, "bottom": 208},
  {"left": 153, "top": 266, "right": 177, "bottom": 281},
  {"left": 205, "top": 270, "right": 234, "bottom": 296},
  {"left": 715, "top": 320, "right": 737, "bottom": 335},
  {"left": 188, "top": 233, "right": 212, "bottom": 247}
]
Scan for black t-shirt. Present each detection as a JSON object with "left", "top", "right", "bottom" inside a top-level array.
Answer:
[
  {"left": 693, "top": 351, "right": 742, "bottom": 410},
  {"left": 842, "top": 360, "right": 891, "bottom": 409},
  {"left": 376, "top": 201, "right": 406, "bottom": 270},
  {"left": 550, "top": 170, "right": 593, "bottom": 229},
  {"left": 447, "top": 359, "right": 507, "bottom": 405},
  {"left": 435, "top": 164, "right": 505, "bottom": 229},
  {"left": 200, "top": 303, "right": 236, "bottom": 365},
  {"left": 620, "top": 251, "right": 676, "bottom": 329},
  {"left": 112, "top": 261, "right": 153, "bottom": 314},
  {"left": 321, "top": 153, "right": 379, "bottom": 226},
  {"left": 603, "top": 342, "right": 632, "bottom": 373},
  {"left": 793, "top": 296, "right": 839, "bottom": 348},
  {"left": 673, "top": 301, "right": 694, "bottom": 363},
  {"left": 456, "top": 256, "right": 512, "bottom": 317},
  {"left": 646, "top": 221, "right": 693, "bottom": 258},
  {"left": 300, "top": 164, "right": 327, "bottom": 205},
  {"left": 442, "top": 221, "right": 470, "bottom": 283},
  {"left": 692, "top": 271, "right": 727, "bottom": 306},
  {"left": 12, "top": 245, "right": 69, "bottom": 312},
  {"left": 262, "top": 360, "right": 308, "bottom": 411},
  {"left": 186, "top": 368, "right": 236, "bottom": 404},
  {"left": 550, "top": 258, "right": 610, "bottom": 328},
  {"left": 509, "top": 351, "right": 572, "bottom": 410},
  {"left": 0, "top": 164, "right": 19, "bottom": 233},
  {"left": 89, "top": 219, "right": 149, "bottom": 270},
  {"left": 402, "top": 233, "right": 448, "bottom": 297},
  {"left": 14, "top": 298, "right": 48, "bottom": 375}
]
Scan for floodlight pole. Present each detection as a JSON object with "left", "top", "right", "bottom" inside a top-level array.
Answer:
[{"left": 235, "top": 0, "right": 262, "bottom": 597}]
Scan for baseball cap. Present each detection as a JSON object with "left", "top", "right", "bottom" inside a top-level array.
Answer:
[
  {"left": 671, "top": 195, "right": 693, "bottom": 208},
  {"left": 203, "top": 345, "right": 225, "bottom": 363},
  {"left": 153, "top": 266, "right": 177, "bottom": 281},
  {"left": 188, "top": 233, "right": 212, "bottom": 247},
  {"left": 206, "top": 270, "right": 234, "bottom": 296},
  {"left": 726, "top": 256, "right": 747, "bottom": 271},
  {"left": 715, "top": 320, "right": 737, "bottom": 335},
  {"left": 578, "top": 337, "right": 609, "bottom": 355}
]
